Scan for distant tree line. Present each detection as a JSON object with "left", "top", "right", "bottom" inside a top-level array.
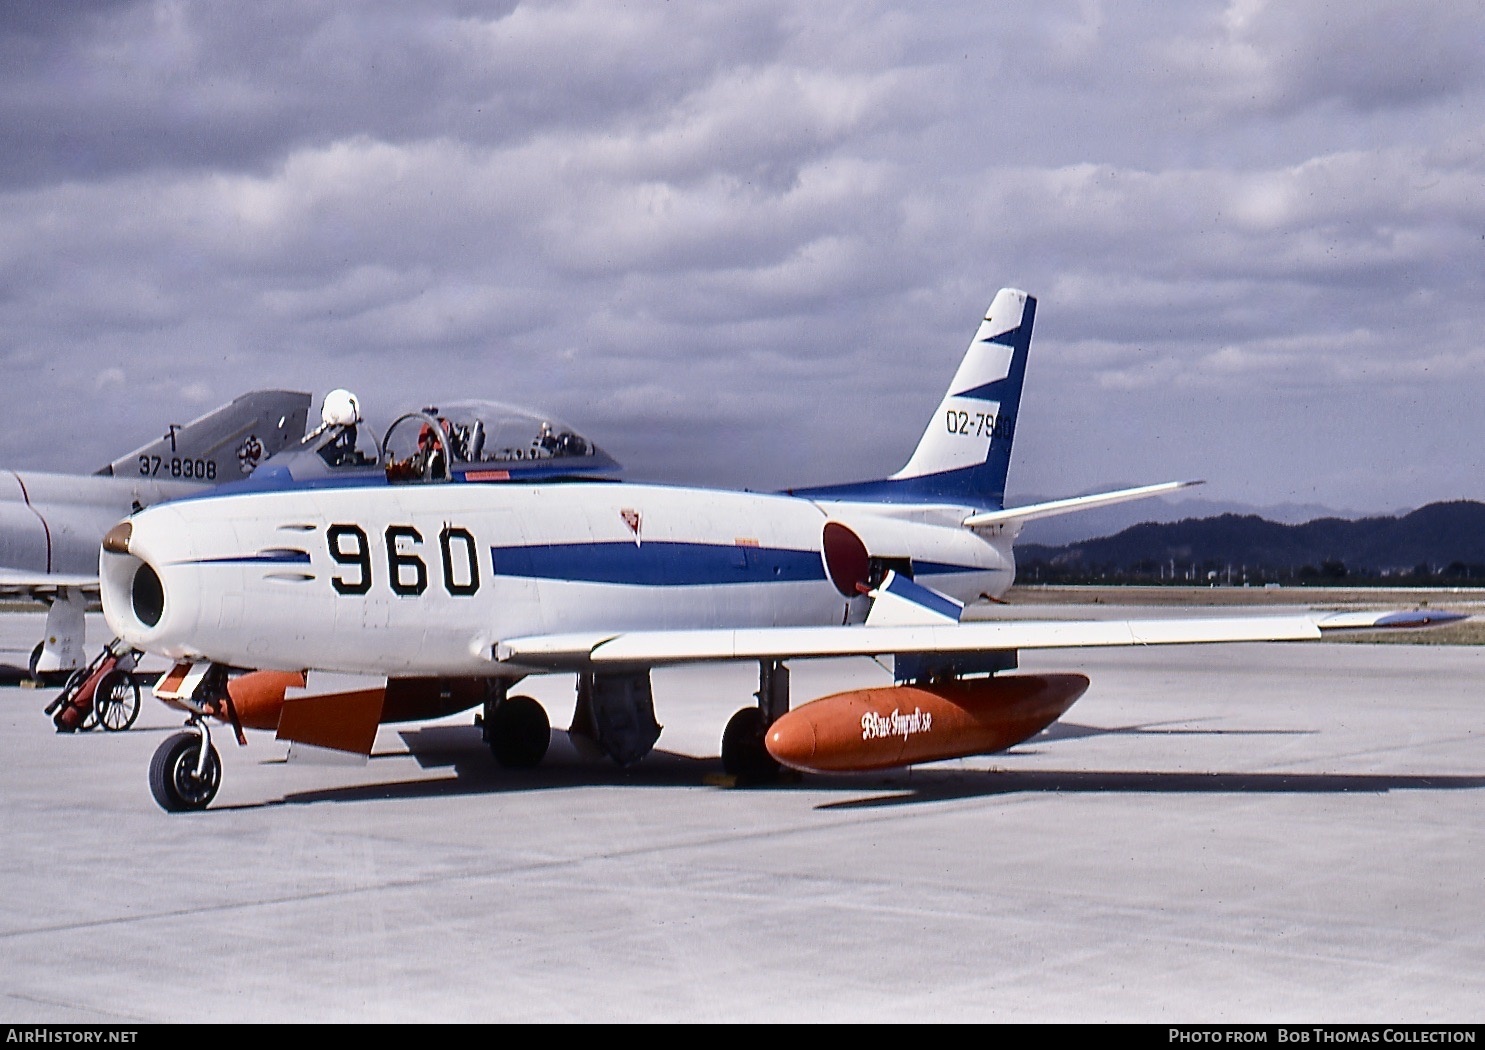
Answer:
[
  {"left": 1013, "top": 502, "right": 1485, "bottom": 587},
  {"left": 1014, "top": 556, "right": 1485, "bottom": 587}
]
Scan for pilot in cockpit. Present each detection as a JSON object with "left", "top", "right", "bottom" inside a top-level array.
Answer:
[
  {"left": 531, "top": 419, "right": 587, "bottom": 458},
  {"left": 413, "top": 415, "right": 452, "bottom": 480},
  {"left": 315, "top": 389, "right": 374, "bottom": 468},
  {"left": 535, "top": 420, "right": 559, "bottom": 456}
]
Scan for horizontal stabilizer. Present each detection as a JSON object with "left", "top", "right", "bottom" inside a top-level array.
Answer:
[{"left": 963, "top": 479, "right": 1202, "bottom": 529}]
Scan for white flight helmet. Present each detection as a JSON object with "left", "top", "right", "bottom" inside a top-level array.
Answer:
[{"left": 320, "top": 388, "right": 362, "bottom": 428}]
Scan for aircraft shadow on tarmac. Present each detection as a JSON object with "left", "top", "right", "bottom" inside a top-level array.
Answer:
[
  {"left": 813, "top": 768, "right": 1485, "bottom": 811},
  {"left": 223, "top": 721, "right": 1485, "bottom": 812},
  {"left": 1037, "top": 718, "right": 1314, "bottom": 743}
]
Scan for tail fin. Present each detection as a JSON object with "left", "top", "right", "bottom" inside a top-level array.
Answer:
[
  {"left": 792, "top": 288, "right": 1034, "bottom": 508},
  {"left": 97, "top": 390, "right": 312, "bottom": 481}
]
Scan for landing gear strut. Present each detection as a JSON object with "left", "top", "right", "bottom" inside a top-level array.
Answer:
[
  {"left": 145, "top": 663, "right": 233, "bottom": 812},
  {"left": 721, "top": 660, "right": 789, "bottom": 783}
]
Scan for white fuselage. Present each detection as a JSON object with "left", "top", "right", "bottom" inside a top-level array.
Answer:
[{"left": 101, "top": 481, "right": 1016, "bottom": 677}]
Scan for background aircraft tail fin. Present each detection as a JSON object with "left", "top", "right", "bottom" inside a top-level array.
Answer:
[
  {"left": 97, "top": 390, "right": 312, "bottom": 482},
  {"left": 791, "top": 288, "right": 1034, "bottom": 509}
]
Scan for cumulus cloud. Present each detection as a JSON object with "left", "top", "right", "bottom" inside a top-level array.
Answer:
[
  {"left": 0, "top": 0, "right": 1481, "bottom": 511},
  {"left": 1163, "top": 1, "right": 1485, "bottom": 117}
]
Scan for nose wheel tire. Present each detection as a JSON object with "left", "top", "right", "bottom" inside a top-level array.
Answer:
[
  {"left": 149, "top": 732, "right": 221, "bottom": 812},
  {"left": 94, "top": 670, "right": 141, "bottom": 732}
]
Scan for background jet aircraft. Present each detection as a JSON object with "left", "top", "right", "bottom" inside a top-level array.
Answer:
[
  {"left": 97, "top": 290, "right": 1460, "bottom": 811},
  {"left": 3, "top": 389, "right": 311, "bottom": 681}
]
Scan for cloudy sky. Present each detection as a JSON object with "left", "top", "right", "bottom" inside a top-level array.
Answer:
[{"left": 2, "top": 1, "right": 1482, "bottom": 515}]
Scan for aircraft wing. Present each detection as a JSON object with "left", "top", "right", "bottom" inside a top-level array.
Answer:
[
  {"left": 494, "top": 609, "right": 1461, "bottom": 671},
  {"left": 0, "top": 570, "right": 99, "bottom": 601}
]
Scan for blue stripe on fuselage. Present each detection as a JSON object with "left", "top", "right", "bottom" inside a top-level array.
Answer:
[
  {"left": 188, "top": 548, "right": 312, "bottom": 566},
  {"left": 488, "top": 541, "right": 991, "bottom": 587},
  {"left": 490, "top": 540, "right": 824, "bottom": 586}
]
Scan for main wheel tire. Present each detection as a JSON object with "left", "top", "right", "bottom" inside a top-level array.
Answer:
[
  {"left": 721, "top": 706, "right": 781, "bottom": 783},
  {"left": 148, "top": 732, "right": 221, "bottom": 812},
  {"left": 95, "top": 669, "right": 142, "bottom": 732},
  {"left": 30, "top": 642, "right": 69, "bottom": 687},
  {"left": 487, "top": 695, "right": 550, "bottom": 768}
]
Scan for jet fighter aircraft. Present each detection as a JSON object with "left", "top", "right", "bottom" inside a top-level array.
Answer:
[
  {"left": 2, "top": 389, "right": 310, "bottom": 681},
  {"left": 97, "top": 290, "right": 1461, "bottom": 810}
]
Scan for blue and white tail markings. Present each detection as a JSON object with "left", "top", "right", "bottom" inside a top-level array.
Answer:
[
  {"left": 789, "top": 287, "right": 1034, "bottom": 509},
  {"left": 890, "top": 287, "right": 1033, "bottom": 499}
]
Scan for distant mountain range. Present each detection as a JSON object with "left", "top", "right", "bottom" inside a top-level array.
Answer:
[
  {"left": 1013, "top": 500, "right": 1485, "bottom": 584},
  {"left": 1009, "top": 493, "right": 1378, "bottom": 547}
]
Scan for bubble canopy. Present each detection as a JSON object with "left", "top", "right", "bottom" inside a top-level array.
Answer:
[{"left": 244, "top": 398, "right": 620, "bottom": 489}]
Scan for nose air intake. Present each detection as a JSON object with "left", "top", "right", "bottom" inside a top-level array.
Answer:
[
  {"left": 100, "top": 517, "right": 170, "bottom": 644},
  {"left": 132, "top": 562, "right": 165, "bottom": 627}
]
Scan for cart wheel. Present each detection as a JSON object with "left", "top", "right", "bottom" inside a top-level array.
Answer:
[{"left": 95, "top": 669, "right": 142, "bottom": 732}]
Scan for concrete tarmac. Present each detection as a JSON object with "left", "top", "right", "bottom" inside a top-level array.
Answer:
[{"left": 1, "top": 610, "right": 1482, "bottom": 1023}]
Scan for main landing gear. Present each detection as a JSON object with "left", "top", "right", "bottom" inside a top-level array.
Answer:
[
  {"left": 482, "top": 684, "right": 551, "bottom": 768},
  {"left": 481, "top": 672, "right": 667, "bottom": 771},
  {"left": 720, "top": 660, "right": 789, "bottom": 784},
  {"left": 480, "top": 662, "right": 791, "bottom": 784}
]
